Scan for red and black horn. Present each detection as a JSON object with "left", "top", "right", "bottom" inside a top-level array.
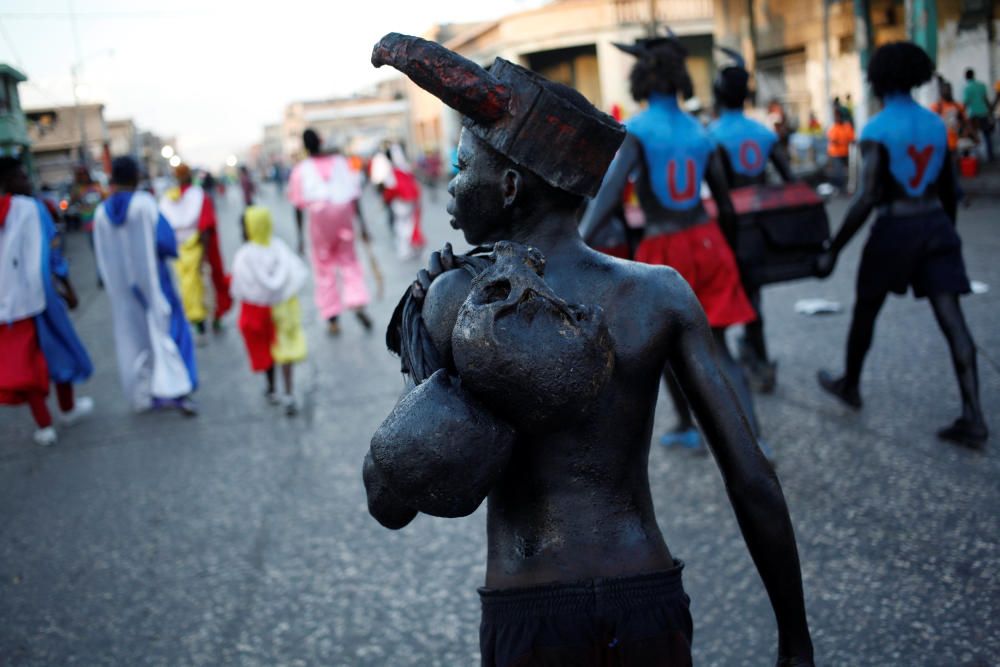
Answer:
[{"left": 372, "top": 33, "right": 510, "bottom": 125}]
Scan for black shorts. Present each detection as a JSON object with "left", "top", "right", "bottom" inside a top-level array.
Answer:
[
  {"left": 857, "top": 210, "right": 971, "bottom": 300},
  {"left": 479, "top": 562, "right": 692, "bottom": 667}
]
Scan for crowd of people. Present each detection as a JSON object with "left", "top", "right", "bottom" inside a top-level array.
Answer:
[{"left": 0, "top": 128, "right": 429, "bottom": 445}]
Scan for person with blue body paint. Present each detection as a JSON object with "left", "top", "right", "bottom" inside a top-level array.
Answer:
[
  {"left": 93, "top": 156, "right": 198, "bottom": 415},
  {"left": 708, "top": 46, "right": 795, "bottom": 395},
  {"left": 581, "top": 34, "right": 768, "bottom": 458},
  {"left": 816, "top": 42, "right": 988, "bottom": 450}
]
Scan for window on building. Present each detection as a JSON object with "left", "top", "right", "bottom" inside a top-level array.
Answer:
[{"left": 525, "top": 45, "right": 603, "bottom": 109}]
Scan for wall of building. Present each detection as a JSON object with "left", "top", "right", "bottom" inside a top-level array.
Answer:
[
  {"left": 409, "top": 0, "right": 715, "bottom": 163},
  {"left": 713, "top": 0, "right": 997, "bottom": 130}
]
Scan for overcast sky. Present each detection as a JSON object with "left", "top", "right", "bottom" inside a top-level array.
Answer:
[{"left": 0, "top": 0, "right": 547, "bottom": 167}]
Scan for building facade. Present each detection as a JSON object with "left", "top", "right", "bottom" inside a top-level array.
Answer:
[
  {"left": 278, "top": 78, "right": 409, "bottom": 162},
  {"left": 712, "top": 0, "right": 999, "bottom": 129},
  {"left": 410, "top": 0, "right": 716, "bottom": 162},
  {"left": 25, "top": 103, "right": 109, "bottom": 186}
]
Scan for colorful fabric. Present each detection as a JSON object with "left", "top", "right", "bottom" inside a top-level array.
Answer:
[
  {"left": 827, "top": 122, "right": 855, "bottom": 158},
  {"left": 176, "top": 234, "right": 206, "bottom": 324},
  {"left": 0, "top": 194, "right": 92, "bottom": 386},
  {"left": 289, "top": 155, "right": 361, "bottom": 208},
  {"left": 94, "top": 190, "right": 196, "bottom": 408},
  {"left": 237, "top": 297, "right": 306, "bottom": 371},
  {"left": 930, "top": 100, "right": 966, "bottom": 151},
  {"left": 861, "top": 94, "right": 946, "bottom": 197},
  {"left": 627, "top": 94, "right": 714, "bottom": 211},
  {"left": 231, "top": 207, "right": 308, "bottom": 306},
  {"left": 238, "top": 302, "right": 276, "bottom": 372},
  {"left": 634, "top": 221, "right": 756, "bottom": 328},
  {"left": 159, "top": 186, "right": 204, "bottom": 244},
  {"left": 708, "top": 109, "right": 778, "bottom": 178},
  {"left": 0, "top": 195, "right": 45, "bottom": 323},
  {"left": 288, "top": 157, "right": 370, "bottom": 319},
  {"left": 309, "top": 205, "right": 369, "bottom": 318},
  {"left": 0, "top": 318, "right": 50, "bottom": 402},
  {"left": 271, "top": 296, "right": 306, "bottom": 364}
]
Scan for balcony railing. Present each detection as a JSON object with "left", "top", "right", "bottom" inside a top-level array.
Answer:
[{"left": 613, "top": 0, "right": 713, "bottom": 26}]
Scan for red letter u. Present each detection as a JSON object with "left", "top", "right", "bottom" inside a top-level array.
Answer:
[{"left": 667, "top": 159, "right": 697, "bottom": 202}]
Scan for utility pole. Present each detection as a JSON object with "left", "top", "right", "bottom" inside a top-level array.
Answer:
[
  {"left": 70, "top": 62, "right": 89, "bottom": 168},
  {"left": 823, "top": 0, "right": 832, "bottom": 126},
  {"left": 647, "top": 0, "right": 658, "bottom": 36}
]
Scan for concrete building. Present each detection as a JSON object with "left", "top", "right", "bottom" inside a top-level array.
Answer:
[
  {"left": 25, "top": 103, "right": 109, "bottom": 186},
  {"left": 408, "top": 0, "right": 716, "bottom": 161},
  {"left": 136, "top": 130, "right": 173, "bottom": 180},
  {"left": 107, "top": 118, "right": 138, "bottom": 159},
  {"left": 278, "top": 78, "right": 409, "bottom": 161},
  {"left": 712, "top": 0, "right": 999, "bottom": 130},
  {"left": 0, "top": 64, "right": 31, "bottom": 163}
]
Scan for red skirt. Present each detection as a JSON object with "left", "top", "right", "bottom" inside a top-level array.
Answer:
[
  {"left": 0, "top": 318, "right": 50, "bottom": 404},
  {"left": 597, "top": 244, "right": 630, "bottom": 260},
  {"left": 238, "top": 303, "right": 275, "bottom": 372},
  {"left": 635, "top": 221, "right": 756, "bottom": 328}
]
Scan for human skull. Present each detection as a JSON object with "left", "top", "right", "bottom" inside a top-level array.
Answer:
[
  {"left": 451, "top": 241, "right": 615, "bottom": 433},
  {"left": 370, "top": 369, "right": 515, "bottom": 518}
]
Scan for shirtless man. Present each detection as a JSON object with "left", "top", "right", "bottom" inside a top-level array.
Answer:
[{"left": 366, "top": 33, "right": 814, "bottom": 666}]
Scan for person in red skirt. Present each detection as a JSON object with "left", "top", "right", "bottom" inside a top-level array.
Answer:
[
  {"left": 0, "top": 157, "right": 94, "bottom": 446},
  {"left": 580, "top": 34, "right": 768, "bottom": 457},
  {"left": 231, "top": 206, "right": 309, "bottom": 416}
]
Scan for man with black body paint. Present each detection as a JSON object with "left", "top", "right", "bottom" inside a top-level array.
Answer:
[{"left": 365, "top": 33, "right": 814, "bottom": 666}]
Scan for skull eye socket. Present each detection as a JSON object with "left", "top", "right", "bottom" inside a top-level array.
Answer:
[{"left": 482, "top": 279, "right": 512, "bottom": 303}]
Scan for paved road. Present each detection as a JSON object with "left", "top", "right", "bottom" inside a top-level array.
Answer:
[{"left": 2, "top": 183, "right": 998, "bottom": 666}]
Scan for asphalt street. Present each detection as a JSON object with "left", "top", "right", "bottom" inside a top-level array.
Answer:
[{"left": 1, "top": 182, "right": 998, "bottom": 666}]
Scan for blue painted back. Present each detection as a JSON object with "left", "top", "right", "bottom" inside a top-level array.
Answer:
[
  {"left": 861, "top": 95, "right": 947, "bottom": 197},
  {"left": 708, "top": 110, "right": 777, "bottom": 177},
  {"left": 628, "top": 94, "right": 713, "bottom": 210}
]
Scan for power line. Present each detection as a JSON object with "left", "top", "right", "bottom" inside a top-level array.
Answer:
[
  {"left": 0, "top": 10, "right": 210, "bottom": 20},
  {"left": 0, "top": 16, "right": 24, "bottom": 67}
]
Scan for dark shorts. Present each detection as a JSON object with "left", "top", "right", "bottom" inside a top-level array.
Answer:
[
  {"left": 857, "top": 210, "right": 971, "bottom": 301},
  {"left": 479, "top": 563, "right": 692, "bottom": 667}
]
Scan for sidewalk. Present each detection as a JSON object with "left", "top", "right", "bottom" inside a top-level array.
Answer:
[{"left": 961, "top": 158, "right": 1000, "bottom": 198}]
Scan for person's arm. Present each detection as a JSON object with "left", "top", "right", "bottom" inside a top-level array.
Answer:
[
  {"left": 579, "top": 132, "right": 642, "bottom": 245},
  {"left": 40, "top": 201, "right": 79, "bottom": 309},
  {"left": 770, "top": 143, "right": 795, "bottom": 183},
  {"left": 937, "top": 148, "right": 959, "bottom": 224},
  {"left": 354, "top": 199, "right": 370, "bottom": 243},
  {"left": 667, "top": 282, "right": 813, "bottom": 666},
  {"left": 704, "top": 149, "right": 739, "bottom": 252},
  {"left": 815, "top": 140, "right": 883, "bottom": 277}
]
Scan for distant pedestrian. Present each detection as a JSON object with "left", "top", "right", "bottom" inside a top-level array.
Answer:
[
  {"left": 93, "top": 156, "right": 198, "bottom": 415},
  {"left": 0, "top": 157, "right": 94, "bottom": 446},
  {"left": 231, "top": 206, "right": 308, "bottom": 415},
  {"left": 827, "top": 107, "right": 855, "bottom": 192},
  {"left": 288, "top": 129, "right": 373, "bottom": 335},
  {"left": 239, "top": 165, "right": 256, "bottom": 207},
  {"left": 159, "top": 164, "right": 232, "bottom": 340},
  {"left": 370, "top": 143, "right": 424, "bottom": 260},
  {"left": 963, "top": 68, "right": 994, "bottom": 162},
  {"left": 931, "top": 77, "right": 968, "bottom": 153}
]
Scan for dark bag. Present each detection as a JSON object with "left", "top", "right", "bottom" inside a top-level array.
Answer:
[{"left": 729, "top": 183, "right": 830, "bottom": 287}]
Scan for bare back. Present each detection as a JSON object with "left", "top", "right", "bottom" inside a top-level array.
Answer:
[{"left": 425, "top": 242, "right": 691, "bottom": 587}]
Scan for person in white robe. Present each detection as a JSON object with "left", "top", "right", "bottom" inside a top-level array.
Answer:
[{"left": 93, "top": 156, "right": 197, "bottom": 414}]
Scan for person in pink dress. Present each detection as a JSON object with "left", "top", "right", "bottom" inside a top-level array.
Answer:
[{"left": 288, "top": 129, "right": 373, "bottom": 335}]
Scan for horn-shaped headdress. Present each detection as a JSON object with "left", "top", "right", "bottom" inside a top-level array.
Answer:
[
  {"left": 612, "top": 28, "right": 687, "bottom": 58},
  {"left": 372, "top": 33, "right": 624, "bottom": 198}
]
